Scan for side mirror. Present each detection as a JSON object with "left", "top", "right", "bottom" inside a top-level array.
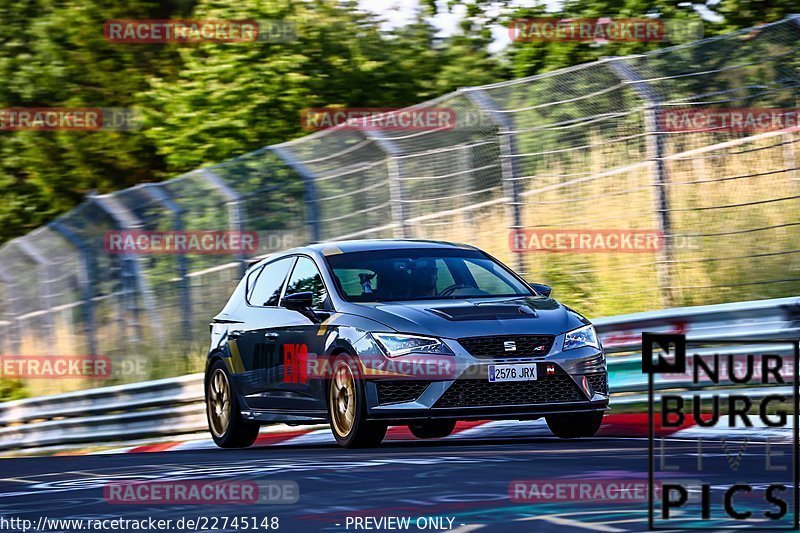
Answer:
[
  {"left": 281, "top": 291, "right": 314, "bottom": 310},
  {"left": 281, "top": 292, "right": 322, "bottom": 323},
  {"left": 529, "top": 283, "right": 552, "bottom": 298}
]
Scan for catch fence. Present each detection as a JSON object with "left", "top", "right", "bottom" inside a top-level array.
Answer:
[{"left": 1, "top": 17, "right": 799, "bottom": 390}]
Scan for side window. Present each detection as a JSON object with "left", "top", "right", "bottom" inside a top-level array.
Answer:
[
  {"left": 248, "top": 257, "right": 295, "bottom": 307},
  {"left": 246, "top": 267, "right": 262, "bottom": 296},
  {"left": 284, "top": 256, "right": 328, "bottom": 309}
]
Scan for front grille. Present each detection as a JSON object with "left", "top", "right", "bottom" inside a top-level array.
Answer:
[
  {"left": 433, "top": 375, "right": 583, "bottom": 408},
  {"left": 459, "top": 335, "right": 555, "bottom": 359},
  {"left": 586, "top": 373, "right": 608, "bottom": 395},
  {"left": 376, "top": 381, "right": 431, "bottom": 405}
]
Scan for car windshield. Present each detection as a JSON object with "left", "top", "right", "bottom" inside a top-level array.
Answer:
[{"left": 326, "top": 248, "right": 533, "bottom": 302}]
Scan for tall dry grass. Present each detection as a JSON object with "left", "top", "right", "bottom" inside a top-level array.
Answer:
[{"left": 8, "top": 131, "right": 798, "bottom": 399}]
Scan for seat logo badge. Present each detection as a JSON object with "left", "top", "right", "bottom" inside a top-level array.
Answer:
[{"left": 504, "top": 340, "right": 517, "bottom": 351}]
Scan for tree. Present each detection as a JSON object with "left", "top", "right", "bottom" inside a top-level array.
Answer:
[
  {"left": 430, "top": 0, "right": 796, "bottom": 78},
  {"left": 141, "top": 0, "right": 506, "bottom": 174},
  {"left": 0, "top": 0, "right": 186, "bottom": 243},
  {"left": 0, "top": 0, "right": 507, "bottom": 244}
]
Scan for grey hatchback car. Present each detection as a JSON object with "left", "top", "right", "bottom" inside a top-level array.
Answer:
[{"left": 206, "top": 240, "right": 608, "bottom": 448}]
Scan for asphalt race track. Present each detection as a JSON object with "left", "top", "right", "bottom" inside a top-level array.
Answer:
[{"left": 0, "top": 433, "right": 794, "bottom": 533}]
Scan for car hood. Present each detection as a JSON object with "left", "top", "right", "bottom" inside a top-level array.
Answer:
[{"left": 342, "top": 296, "right": 589, "bottom": 338}]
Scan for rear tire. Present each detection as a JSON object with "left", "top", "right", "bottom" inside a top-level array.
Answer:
[
  {"left": 409, "top": 420, "right": 456, "bottom": 439},
  {"left": 206, "top": 360, "right": 260, "bottom": 448},
  {"left": 328, "top": 354, "right": 387, "bottom": 448},
  {"left": 546, "top": 411, "right": 604, "bottom": 439}
]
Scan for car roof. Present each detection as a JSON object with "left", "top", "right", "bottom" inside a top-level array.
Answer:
[
  {"left": 305, "top": 239, "right": 479, "bottom": 254},
  {"left": 248, "top": 239, "right": 481, "bottom": 270}
]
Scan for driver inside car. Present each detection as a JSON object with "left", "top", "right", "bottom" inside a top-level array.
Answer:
[
  {"left": 371, "top": 258, "right": 439, "bottom": 300},
  {"left": 408, "top": 258, "right": 438, "bottom": 298}
]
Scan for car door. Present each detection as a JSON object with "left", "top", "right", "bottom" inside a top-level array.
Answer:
[
  {"left": 230, "top": 256, "right": 296, "bottom": 407},
  {"left": 264, "top": 255, "right": 332, "bottom": 412}
]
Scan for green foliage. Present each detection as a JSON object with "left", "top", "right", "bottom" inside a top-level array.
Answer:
[
  {"left": 141, "top": 0, "right": 508, "bottom": 174},
  {"left": 437, "top": 0, "right": 797, "bottom": 78},
  {"left": 0, "top": 0, "right": 509, "bottom": 245},
  {"left": 712, "top": 0, "right": 799, "bottom": 32},
  {"left": 0, "top": 0, "right": 187, "bottom": 243},
  {"left": 0, "top": 0, "right": 794, "bottom": 246},
  {"left": 0, "top": 378, "right": 27, "bottom": 401}
]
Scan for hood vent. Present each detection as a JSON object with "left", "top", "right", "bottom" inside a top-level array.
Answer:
[{"left": 427, "top": 305, "right": 537, "bottom": 321}]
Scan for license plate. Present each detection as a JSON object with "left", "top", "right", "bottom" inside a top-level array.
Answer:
[{"left": 488, "top": 363, "right": 538, "bottom": 382}]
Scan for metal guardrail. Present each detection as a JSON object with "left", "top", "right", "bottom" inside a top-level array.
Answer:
[
  {"left": 0, "top": 295, "right": 797, "bottom": 451},
  {"left": 595, "top": 295, "right": 800, "bottom": 352},
  {"left": 0, "top": 374, "right": 204, "bottom": 451}
]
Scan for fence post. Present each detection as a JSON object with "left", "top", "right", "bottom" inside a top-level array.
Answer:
[
  {"left": 90, "top": 193, "right": 166, "bottom": 344},
  {"left": 606, "top": 58, "right": 676, "bottom": 307},
  {"left": 0, "top": 269, "right": 21, "bottom": 354},
  {"left": 786, "top": 15, "right": 800, "bottom": 184},
  {"left": 141, "top": 184, "right": 192, "bottom": 342},
  {"left": 368, "top": 130, "right": 408, "bottom": 238},
  {"left": 462, "top": 88, "right": 526, "bottom": 273},
  {"left": 49, "top": 221, "right": 98, "bottom": 356},
  {"left": 194, "top": 169, "right": 248, "bottom": 276},
  {"left": 270, "top": 146, "right": 322, "bottom": 243},
  {"left": 10, "top": 238, "right": 57, "bottom": 346}
]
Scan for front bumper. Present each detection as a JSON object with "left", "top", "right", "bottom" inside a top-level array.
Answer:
[
  {"left": 363, "top": 337, "right": 609, "bottom": 423},
  {"left": 366, "top": 399, "right": 609, "bottom": 423}
]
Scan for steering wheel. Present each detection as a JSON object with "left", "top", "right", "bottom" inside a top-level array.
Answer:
[{"left": 439, "top": 283, "right": 472, "bottom": 296}]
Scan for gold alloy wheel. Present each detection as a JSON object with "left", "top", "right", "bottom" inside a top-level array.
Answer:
[
  {"left": 330, "top": 361, "right": 357, "bottom": 438},
  {"left": 208, "top": 368, "right": 231, "bottom": 438}
]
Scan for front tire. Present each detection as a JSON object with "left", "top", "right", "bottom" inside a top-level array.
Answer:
[
  {"left": 328, "top": 354, "right": 387, "bottom": 448},
  {"left": 546, "top": 411, "right": 604, "bottom": 438},
  {"left": 206, "top": 360, "right": 260, "bottom": 448},
  {"left": 409, "top": 420, "right": 456, "bottom": 439}
]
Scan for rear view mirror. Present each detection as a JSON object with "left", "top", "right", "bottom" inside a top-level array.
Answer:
[{"left": 529, "top": 283, "right": 552, "bottom": 298}]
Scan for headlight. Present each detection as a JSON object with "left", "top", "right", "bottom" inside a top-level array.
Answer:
[
  {"left": 372, "top": 333, "right": 453, "bottom": 358},
  {"left": 563, "top": 324, "right": 599, "bottom": 351}
]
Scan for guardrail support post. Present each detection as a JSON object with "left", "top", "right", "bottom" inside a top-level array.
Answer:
[
  {"left": 270, "top": 146, "right": 322, "bottom": 243},
  {"left": 462, "top": 88, "right": 526, "bottom": 273},
  {"left": 195, "top": 169, "right": 248, "bottom": 276},
  {"left": 90, "top": 193, "right": 166, "bottom": 344},
  {"left": 49, "top": 221, "right": 98, "bottom": 356},
  {"left": 606, "top": 58, "right": 676, "bottom": 307},
  {"left": 368, "top": 130, "right": 408, "bottom": 238},
  {"left": 10, "top": 238, "right": 57, "bottom": 346},
  {"left": 784, "top": 17, "right": 800, "bottom": 184},
  {"left": 0, "top": 270, "right": 21, "bottom": 354},
  {"left": 141, "top": 184, "right": 192, "bottom": 342}
]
